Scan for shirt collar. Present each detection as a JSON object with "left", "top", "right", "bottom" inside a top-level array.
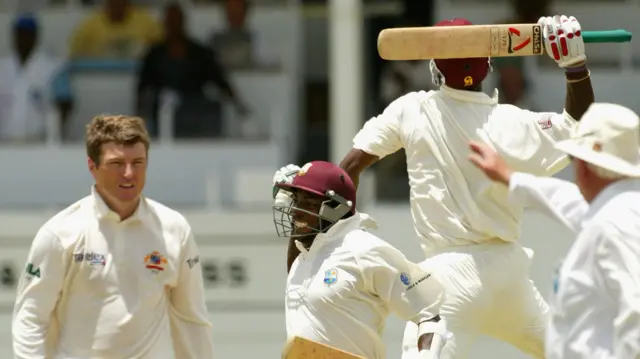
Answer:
[
  {"left": 582, "top": 178, "right": 640, "bottom": 225},
  {"left": 439, "top": 84, "right": 499, "bottom": 105},
  {"left": 294, "top": 212, "right": 379, "bottom": 256},
  {"left": 90, "top": 186, "right": 148, "bottom": 223}
]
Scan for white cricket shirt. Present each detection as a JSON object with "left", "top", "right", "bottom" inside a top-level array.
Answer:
[
  {"left": 546, "top": 179, "right": 640, "bottom": 359},
  {"left": 0, "top": 52, "right": 63, "bottom": 141},
  {"left": 352, "top": 85, "right": 577, "bottom": 251},
  {"left": 286, "top": 213, "right": 443, "bottom": 359},
  {"left": 508, "top": 172, "right": 588, "bottom": 234},
  {"left": 12, "top": 187, "right": 214, "bottom": 359}
]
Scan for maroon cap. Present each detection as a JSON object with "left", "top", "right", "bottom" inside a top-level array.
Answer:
[
  {"left": 433, "top": 18, "right": 490, "bottom": 90},
  {"left": 277, "top": 161, "right": 356, "bottom": 213}
]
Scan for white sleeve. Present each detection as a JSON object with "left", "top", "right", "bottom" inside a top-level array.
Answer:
[
  {"left": 596, "top": 227, "right": 640, "bottom": 359},
  {"left": 358, "top": 243, "right": 443, "bottom": 323},
  {"left": 489, "top": 106, "right": 577, "bottom": 176},
  {"left": 352, "top": 95, "right": 405, "bottom": 159},
  {"left": 508, "top": 172, "right": 588, "bottom": 234},
  {"left": 169, "top": 226, "right": 215, "bottom": 359},
  {"left": 12, "top": 228, "right": 66, "bottom": 359}
]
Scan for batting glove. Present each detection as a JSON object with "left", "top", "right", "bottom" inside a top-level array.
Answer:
[
  {"left": 272, "top": 164, "right": 301, "bottom": 206},
  {"left": 538, "top": 15, "right": 586, "bottom": 68}
]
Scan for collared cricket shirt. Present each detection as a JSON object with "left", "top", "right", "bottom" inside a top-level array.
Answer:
[
  {"left": 285, "top": 213, "right": 443, "bottom": 359},
  {"left": 12, "top": 187, "right": 214, "bottom": 359},
  {"left": 352, "top": 85, "right": 578, "bottom": 251}
]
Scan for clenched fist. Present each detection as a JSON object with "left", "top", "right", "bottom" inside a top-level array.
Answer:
[{"left": 538, "top": 15, "right": 586, "bottom": 68}]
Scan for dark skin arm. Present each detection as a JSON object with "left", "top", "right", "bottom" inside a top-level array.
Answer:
[
  {"left": 340, "top": 64, "right": 594, "bottom": 191},
  {"left": 339, "top": 150, "right": 379, "bottom": 190},
  {"left": 286, "top": 238, "right": 299, "bottom": 273},
  {"left": 564, "top": 62, "right": 594, "bottom": 121}
]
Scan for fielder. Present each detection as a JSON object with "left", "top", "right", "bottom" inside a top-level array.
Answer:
[
  {"left": 471, "top": 102, "right": 640, "bottom": 359},
  {"left": 274, "top": 15, "right": 594, "bottom": 359},
  {"left": 274, "top": 161, "right": 445, "bottom": 359},
  {"left": 12, "top": 115, "right": 214, "bottom": 359}
]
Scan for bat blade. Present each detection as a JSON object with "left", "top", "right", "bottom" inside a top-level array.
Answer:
[
  {"left": 378, "top": 24, "right": 544, "bottom": 60},
  {"left": 282, "top": 336, "right": 365, "bottom": 359}
]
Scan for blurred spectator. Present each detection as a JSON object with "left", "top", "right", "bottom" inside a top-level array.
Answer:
[
  {"left": 137, "top": 2, "right": 248, "bottom": 139},
  {"left": 0, "top": 14, "right": 73, "bottom": 143},
  {"left": 210, "top": 0, "right": 260, "bottom": 69},
  {"left": 69, "top": 0, "right": 162, "bottom": 59}
]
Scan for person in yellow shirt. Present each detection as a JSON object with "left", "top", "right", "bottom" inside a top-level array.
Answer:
[{"left": 69, "top": 0, "right": 162, "bottom": 59}]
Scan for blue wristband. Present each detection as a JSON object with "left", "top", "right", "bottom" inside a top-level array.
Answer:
[{"left": 566, "top": 64, "right": 587, "bottom": 73}]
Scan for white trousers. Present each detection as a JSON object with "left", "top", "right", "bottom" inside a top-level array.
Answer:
[{"left": 402, "top": 241, "right": 548, "bottom": 359}]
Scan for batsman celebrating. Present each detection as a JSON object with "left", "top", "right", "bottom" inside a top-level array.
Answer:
[{"left": 274, "top": 15, "right": 594, "bottom": 358}]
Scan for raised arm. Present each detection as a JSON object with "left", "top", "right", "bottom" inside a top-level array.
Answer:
[
  {"left": 340, "top": 94, "right": 408, "bottom": 188},
  {"left": 169, "top": 226, "right": 215, "bottom": 359},
  {"left": 12, "top": 228, "right": 66, "bottom": 359}
]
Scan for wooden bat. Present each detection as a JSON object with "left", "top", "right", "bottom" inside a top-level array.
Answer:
[
  {"left": 282, "top": 336, "right": 365, "bottom": 359},
  {"left": 378, "top": 24, "right": 633, "bottom": 60}
]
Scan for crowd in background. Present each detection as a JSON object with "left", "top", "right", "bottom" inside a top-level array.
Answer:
[
  {"left": 0, "top": 0, "right": 255, "bottom": 144},
  {"left": 0, "top": 0, "right": 550, "bottom": 201}
]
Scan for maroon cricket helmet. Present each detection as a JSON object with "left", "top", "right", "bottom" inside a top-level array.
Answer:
[
  {"left": 433, "top": 18, "right": 490, "bottom": 90},
  {"left": 276, "top": 161, "right": 356, "bottom": 214}
]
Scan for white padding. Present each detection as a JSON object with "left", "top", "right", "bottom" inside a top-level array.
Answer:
[{"left": 418, "top": 321, "right": 447, "bottom": 337}]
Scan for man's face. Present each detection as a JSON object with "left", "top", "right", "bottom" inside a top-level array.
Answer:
[
  {"left": 225, "top": 0, "right": 246, "bottom": 28},
  {"left": 164, "top": 6, "right": 184, "bottom": 36},
  {"left": 13, "top": 28, "right": 36, "bottom": 56},
  {"left": 89, "top": 142, "right": 147, "bottom": 208},
  {"left": 106, "top": 0, "right": 128, "bottom": 21},
  {"left": 291, "top": 191, "right": 324, "bottom": 236}
]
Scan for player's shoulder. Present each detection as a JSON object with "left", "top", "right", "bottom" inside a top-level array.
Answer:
[
  {"left": 39, "top": 195, "right": 95, "bottom": 247},
  {"left": 342, "top": 229, "right": 397, "bottom": 257},
  {"left": 143, "top": 197, "right": 192, "bottom": 233}
]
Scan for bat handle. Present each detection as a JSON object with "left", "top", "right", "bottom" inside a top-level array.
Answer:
[{"left": 582, "top": 29, "right": 632, "bottom": 43}]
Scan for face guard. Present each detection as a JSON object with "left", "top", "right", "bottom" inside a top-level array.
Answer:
[{"left": 272, "top": 189, "right": 353, "bottom": 238}]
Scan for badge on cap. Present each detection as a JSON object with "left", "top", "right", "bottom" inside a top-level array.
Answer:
[{"left": 298, "top": 162, "right": 313, "bottom": 176}]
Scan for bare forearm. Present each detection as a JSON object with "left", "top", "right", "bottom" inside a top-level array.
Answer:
[
  {"left": 286, "top": 238, "right": 299, "bottom": 273},
  {"left": 339, "top": 149, "right": 379, "bottom": 189},
  {"left": 564, "top": 65, "right": 594, "bottom": 121}
]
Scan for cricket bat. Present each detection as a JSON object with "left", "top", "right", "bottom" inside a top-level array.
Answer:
[
  {"left": 378, "top": 24, "right": 633, "bottom": 60},
  {"left": 282, "top": 336, "right": 365, "bottom": 359}
]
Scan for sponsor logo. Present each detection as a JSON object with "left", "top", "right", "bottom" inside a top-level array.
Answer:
[
  {"left": 186, "top": 256, "right": 200, "bottom": 269},
  {"left": 74, "top": 252, "right": 106, "bottom": 266},
  {"left": 532, "top": 25, "right": 542, "bottom": 54},
  {"left": 25, "top": 263, "right": 40, "bottom": 278},
  {"left": 507, "top": 27, "right": 532, "bottom": 54}
]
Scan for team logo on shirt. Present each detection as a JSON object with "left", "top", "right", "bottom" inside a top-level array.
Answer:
[
  {"left": 537, "top": 117, "right": 553, "bottom": 130},
  {"left": 323, "top": 268, "right": 338, "bottom": 285},
  {"left": 400, "top": 272, "right": 410, "bottom": 286},
  {"left": 144, "top": 251, "right": 168, "bottom": 272}
]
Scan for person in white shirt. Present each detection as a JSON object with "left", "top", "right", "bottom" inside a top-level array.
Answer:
[
  {"left": 273, "top": 160, "right": 445, "bottom": 359},
  {"left": 469, "top": 102, "right": 640, "bottom": 359},
  {"left": 275, "top": 15, "right": 594, "bottom": 359},
  {"left": 12, "top": 115, "right": 214, "bottom": 359},
  {"left": 0, "top": 13, "right": 73, "bottom": 142}
]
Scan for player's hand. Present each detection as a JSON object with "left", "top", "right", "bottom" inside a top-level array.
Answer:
[
  {"left": 272, "top": 164, "right": 300, "bottom": 206},
  {"left": 467, "top": 141, "right": 513, "bottom": 185},
  {"left": 538, "top": 15, "right": 586, "bottom": 68}
]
